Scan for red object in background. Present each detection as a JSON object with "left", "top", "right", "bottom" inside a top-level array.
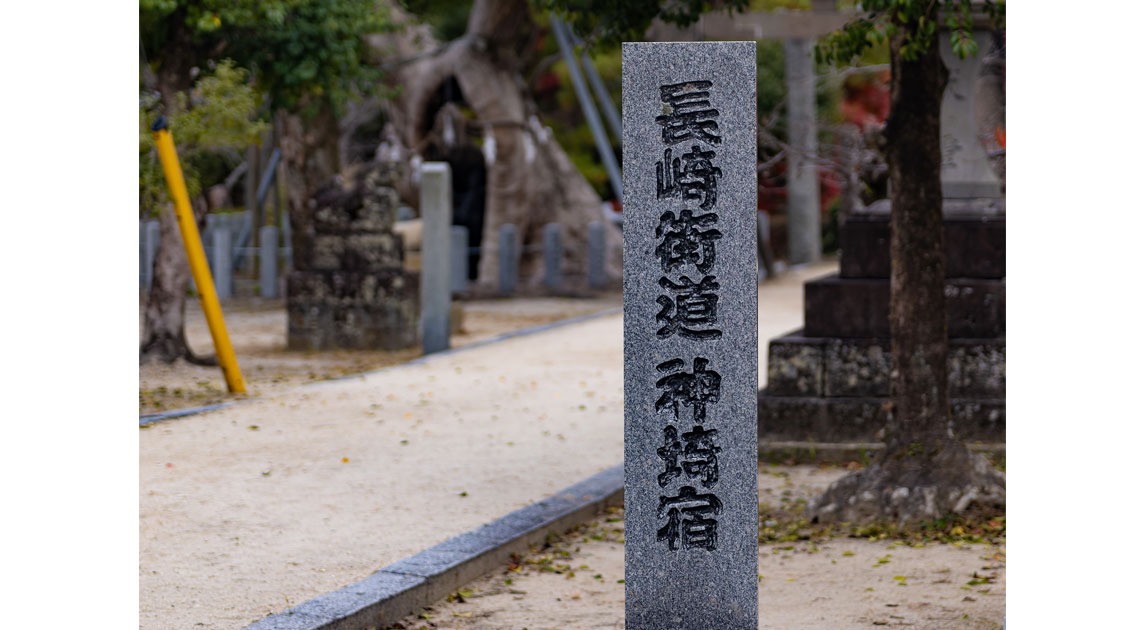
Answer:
[
  {"left": 756, "top": 160, "right": 844, "bottom": 217},
  {"left": 840, "top": 69, "right": 891, "bottom": 131},
  {"left": 534, "top": 70, "right": 560, "bottom": 102},
  {"left": 757, "top": 68, "right": 888, "bottom": 218}
]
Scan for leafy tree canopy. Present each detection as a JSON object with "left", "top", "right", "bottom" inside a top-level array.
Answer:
[
  {"left": 539, "top": 0, "right": 751, "bottom": 46},
  {"left": 399, "top": 0, "right": 474, "bottom": 41},
  {"left": 139, "top": 60, "right": 266, "bottom": 217},
  {"left": 140, "top": 0, "right": 393, "bottom": 115},
  {"left": 817, "top": 0, "right": 1004, "bottom": 65}
]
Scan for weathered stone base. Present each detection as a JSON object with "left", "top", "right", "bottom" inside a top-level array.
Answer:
[
  {"left": 757, "top": 441, "right": 1005, "bottom": 466},
  {"left": 759, "top": 210, "right": 1006, "bottom": 472},
  {"left": 285, "top": 161, "right": 420, "bottom": 352},
  {"left": 765, "top": 331, "right": 1005, "bottom": 398},
  {"left": 287, "top": 269, "right": 419, "bottom": 351},
  {"left": 758, "top": 395, "right": 1005, "bottom": 443}
]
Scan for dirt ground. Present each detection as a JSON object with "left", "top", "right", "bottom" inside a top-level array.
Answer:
[
  {"left": 139, "top": 275, "right": 1004, "bottom": 629},
  {"left": 389, "top": 465, "right": 1005, "bottom": 630},
  {"left": 139, "top": 293, "right": 622, "bottom": 415}
]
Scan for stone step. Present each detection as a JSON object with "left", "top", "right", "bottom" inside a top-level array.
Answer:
[
  {"left": 757, "top": 394, "right": 1005, "bottom": 443},
  {"left": 757, "top": 441, "right": 1005, "bottom": 466},
  {"left": 839, "top": 213, "right": 1005, "bottom": 279},
  {"left": 766, "top": 331, "right": 1005, "bottom": 398},
  {"left": 803, "top": 274, "right": 1005, "bottom": 338}
]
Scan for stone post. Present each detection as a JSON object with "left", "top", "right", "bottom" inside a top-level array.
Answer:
[
  {"left": 451, "top": 225, "right": 469, "bottom": 294},
  {"left": 212, "top": 227, "right": 232, "bottom": 299},
  {"left": 420, "top": 162, "right": 452, "bottom": 354},
  {"left": 143, "top": 220, "right": 160, "bottom": 290},
  {"left": 587, "top": 220, "right": 606, "bottom": 290},
  {"left": 498, "top": 224, "right": 518, "bottom": 295},
  {"left": 259, "top": 225, "right": 278, "bottom": 299},
  {"left": 784, "top": 37, "right": 822, "bottom": 264},
  {"left": 542, "top": 222, "right": 563, "bottom": 291},
  {"left": 622, "top": 41, "right": 759, "bottom": 629}
]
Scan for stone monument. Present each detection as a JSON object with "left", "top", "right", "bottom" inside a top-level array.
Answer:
[
  {"left": 758, "top": 24, "right": 1005, "bottom": 451},
  {"left": 622, "top": 41, "right": 758, "bottom": 629},
  {"left": 286, "top": 161, "right": 419, "bottom": 351}
]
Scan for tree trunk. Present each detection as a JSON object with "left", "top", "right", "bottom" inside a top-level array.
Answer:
[
  {"left": 807, "top": 22, "right": 1004, "bottom": 526},
  {"left": 279, "top": 103, "right": 342, "bottom": 261},
  {"left": 140, "top": 20, "right": 217, "bottom": 366},
  {"left": 140, "top": 199, "right": 217, "bottom": 365},
  {"left": 389, "top": 0, "right": 622, "bottom": 290}
]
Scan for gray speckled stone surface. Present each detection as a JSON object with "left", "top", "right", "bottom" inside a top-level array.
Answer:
[{"left": 622, "top": 41, "right": 758, "bottom": 630}]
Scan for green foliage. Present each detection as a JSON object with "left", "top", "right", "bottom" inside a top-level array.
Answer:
[
  {"left": 756, "top": 39, "right": 842, "bottom": 126},
  {"left": 539, "top": 0, "right": 751, "bottom": 46},
  {"left": 169, "top": 61, "right": 267, "bottom": 148},
  {"left": 543, "top": 44, "right": 621, "bottom": 197},
  {"left": 747, "top": 0, "right": 810, "bottom": 9},
  {"left": 399, "top": 0, "right": 473, "bottom": 41},
  {"left": 757, "top": 40, "right": 787, "bottom": 125},
  {"left": 139, "top": 61, "right": 266, "bottom": 218},
  {"left": 816, "top": 0, "right": 1004, "bottom": 66},
  {"left": 225, "top": 0, "right": 393, "bottom": 114},
  {"left": 140, "top": 0, "right": 392, "bottom": 115},
  {"left": 536, "top": 2, "right": 845, "bottom": 196}
]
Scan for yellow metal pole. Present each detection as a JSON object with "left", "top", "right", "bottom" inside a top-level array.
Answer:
[{"left": 151, "top": 117, "right": 247, "bottom": 394}]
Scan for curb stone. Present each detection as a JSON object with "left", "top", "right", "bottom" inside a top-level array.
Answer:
[
  {"left": 139, "top": 402, "right": 234, "bottom": 427},
  {"left": 243, "top": 464, "right": 624, "bottom": 630}
]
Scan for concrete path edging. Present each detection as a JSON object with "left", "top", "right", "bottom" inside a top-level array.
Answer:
[
  {"left": 139, "top": 402, "right": 235, "bottom": 427},
  {"left": 244, "top": 464, "right": 624, "bottom": 630}
]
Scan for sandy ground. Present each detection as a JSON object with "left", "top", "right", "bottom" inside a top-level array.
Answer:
[
  {"left": 140, "top": 300, "right": 629, "bottom": 629},
  {"left": 139, "top": 260, "right": 1004, "bottom": 629}
]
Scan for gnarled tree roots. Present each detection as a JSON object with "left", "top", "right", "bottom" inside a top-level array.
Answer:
[{"left": 807, "top": 445, "right": 1004, "bottom": 527}]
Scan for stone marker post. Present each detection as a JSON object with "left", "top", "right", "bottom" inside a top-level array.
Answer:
[
  {"left": 143, "top": 220, "right": 160, "bottom": 289},
  {"left": 622, "top": 42, "right": 758, "bottom": 629},
  {"left": 784, "top": 37, "right": 822, "bottom": 264},
  {"left": 420, "top": 162, "right": 452, "bottom": 354},
  {"left": 212, "top": 227, "right": 232, "bottom": 299},
  {"left": 259, "top": 225, "right": 279, "bottom": 298},
  {"left": 450, "top": 225, "right": 469, "bottom": 294},
  {"left": 587, "top": 220, "right": 606, "bottom": 290},
  {"left": 498, "top": 224, "right": 518, "bottom": 295},
  {"left": 542, "top": 222, "right": 563, "bottom": 291}
]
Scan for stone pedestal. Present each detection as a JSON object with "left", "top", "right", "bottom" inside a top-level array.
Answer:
[
  {"left": 287, "top": 162, "right": 419, "bottom": 351},
  {"left": 758, "top": 206, "right": 1005, "bottom": 445}
]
